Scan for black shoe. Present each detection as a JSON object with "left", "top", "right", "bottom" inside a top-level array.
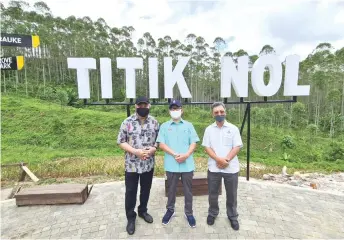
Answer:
[
  {"left": 138, "top": 212, "right": 153, "bottom": 223},
  {"left": 230, "top": 219, "right": 239, "bottom": 231},
  {"left": 207, "top": 215, "right": 215, "bottom": 225},
  {"left": 126, "top": 221, "right": 135, "bottom": 235}
]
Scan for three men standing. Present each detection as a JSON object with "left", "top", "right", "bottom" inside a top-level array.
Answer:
[
  {"left": 156, "top": 99, "right": 200, "bottom": 228},
  {"left": 117, "top": 98, "right": 242, "bottom": 233},
  {"left": 117, "top": 97, "right": 159, "bottom": 235},
  {"left": 202, "top": 102, "right": 243, "bottom": 230}
]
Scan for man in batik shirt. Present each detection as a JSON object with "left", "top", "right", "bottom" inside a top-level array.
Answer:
[{"left": 117, "top": 96, "right": 159, "bottom": 235}]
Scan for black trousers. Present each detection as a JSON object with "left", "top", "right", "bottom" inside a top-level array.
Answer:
[
  {"left": 125, "top": 168, "right": 154, "bottom": 222},
  {"left": 208, "top": 170, "right": 239, "bottom": 220}
]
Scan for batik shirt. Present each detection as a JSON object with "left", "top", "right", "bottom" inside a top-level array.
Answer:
[{"left": 117, "top": 114, "right": 159, "bottom": 173}]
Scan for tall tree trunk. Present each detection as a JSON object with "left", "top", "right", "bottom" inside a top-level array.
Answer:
[
  {"left": 37, "top": 62, "right": 40, "bottom": 88},
  {"left": 341, "top": 78, "right": 344, "bottom": 129},
  {"left": 3, "top": 71, "right": 6, "bottom": 93},
  {"left": 43, "top": 65, "right": 46, "bottom": 95},
  {"left": 330, "top": 105, "right": 335, "bottom": 138},
  {"left": 289, "top": 105, "right": 292, "bottom": 127},
  {"left": 15, "top": 71, "right": 19, "bottom": 94},
  {"left": 55, "top": 60, "right": 59, "bottom": 83},
  {"left": 25, "top": 67, "right": 28, "bottom": 96},
  {"left": 96, "top": 69, "right": 100, "bottom": 101},
  {"left": 47, "top": 60, "right": 51, "bottom": 82}
]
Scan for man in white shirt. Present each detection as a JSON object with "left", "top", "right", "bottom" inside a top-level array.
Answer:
[{"left": 201, "top": 102, "right": 243, "bottom": 230}]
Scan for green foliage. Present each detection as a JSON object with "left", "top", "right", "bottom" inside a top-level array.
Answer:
[
  {"left": 319, "top": 114, "right": 344, "bottom": 134},
  {"left": 37, "top": 86, "right": 74, "bottom": 107},
  {"left": 56, "top": 88, "right": 68, "bottom": 107},
  {"left": 1, "top": 1, "right": 344, "bottom": 179},
  {"left": 306, "top": 124, "right": 318, "bottom": 134},
  {"left": 0, "top": 1, "right": 343, "bottom": 138},
  {"left": 291, "top": 102, "right": 307, "bottom": 128},
  {"left": 1, "top": 95, "right": 344, "bottom": 181},
  {"left": 281, "top": 135, "right": 296, "bottom": 150},
  {"left": 324, "top": 142, "right": 344, "bottom": 162}
]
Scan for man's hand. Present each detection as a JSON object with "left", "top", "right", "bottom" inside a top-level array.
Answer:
[
  {"left": 175, "top": 153, "right": 189, "bottom": 163},
  {"left": 144, "top": 147, "right": 156, "bottom": 158},
  {"left": 135, "top": 149, "right": 149, "bottom": 160},
  {"left": 216, "top": 157, "right": 229, "bottom": 169}
]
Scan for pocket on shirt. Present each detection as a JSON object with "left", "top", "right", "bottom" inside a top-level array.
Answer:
[
  {"left": 182, "top": 130, "right": 190, "bottom": 146},
  {"left": 129, "top": 130, "right": 140, "bottom": 138},
  {"left": 222, "top": 134, "right": 233, "bottom": 146},
  {"left": 128, "top": 130, "right": 141, "bottom": 145},
  {"left": 144, "top": 129, "right": 156, "bottom": 143}
]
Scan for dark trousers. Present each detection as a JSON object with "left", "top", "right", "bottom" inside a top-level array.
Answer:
[
  {"left": 166, "top": 171, "right": 194, "bottom": 216},
  {"left": 208, "top": 170, "right": 239, "bottom": 221},
  {"left": 125, "top": 168, "right": 154, "bottom": 222}
]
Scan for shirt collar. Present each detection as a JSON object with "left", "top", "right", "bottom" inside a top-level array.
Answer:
[
  {"left": 132, "top": 113, "right": 151, "bottom": 122},
  {"left": 169, "top": 118, "right": 184, "bottom": 125}
]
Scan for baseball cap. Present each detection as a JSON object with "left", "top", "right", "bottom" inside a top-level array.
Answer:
[
  {"left": 135, "top": 96, "right": 150, "bottom": 104},
  {"left": 169, "top": 99, "right": 182, "bottom": 109}
]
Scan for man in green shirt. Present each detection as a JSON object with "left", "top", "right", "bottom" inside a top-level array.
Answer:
[{"left": 156, "top": 99, "right": 200, "bottom": 228}]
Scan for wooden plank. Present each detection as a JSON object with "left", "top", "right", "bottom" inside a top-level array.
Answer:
[
  {"left": 15, "top": 184, "right": 87, "bottom": 195},
  {"left": 1, "top": 162, "right": 26, "bottom": 167},
  {"left": 16, "top": 191, "right": 87, "bottom": 206},
  {"left": 20, "top": 165, "right": 39, "bottom": 182},
  {"left": 14, "top": 183, "right": 90, "bottom": 206}
]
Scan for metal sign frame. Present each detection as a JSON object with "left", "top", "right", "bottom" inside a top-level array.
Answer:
[{"left": 83, "top": 96, "right": 297, "bottom": 181}]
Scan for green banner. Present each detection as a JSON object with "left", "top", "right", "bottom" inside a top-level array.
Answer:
[{"left": 0, "top": 33, "right": 40, "bottom": 48}]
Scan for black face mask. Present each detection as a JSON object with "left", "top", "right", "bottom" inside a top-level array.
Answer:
[{"left": 136, "top": 108, "right": 149, "bottom": 117}]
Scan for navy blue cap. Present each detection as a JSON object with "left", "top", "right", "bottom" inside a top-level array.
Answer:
[
  {"left": 169, "top": 99, "right": 182, "bottom": 109},
  {"left": 135, "top": 96, "right": 150, "bottom": 104}
]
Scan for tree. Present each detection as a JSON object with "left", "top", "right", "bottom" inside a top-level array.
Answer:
[
  {"left": 33, "top": 1, "right": 51, "bottom": 16},
  {"left": 1, "top": 0, "right": 343, "bottom": 137},
  {"left": 327, "top": 89, "right": 342, "bottom": 137},
  {"left": 213, "top": 37, "right": 226, "bottom": 53},
  {"left": 259, "top": 45, "right": 275, "bottom": 55}
]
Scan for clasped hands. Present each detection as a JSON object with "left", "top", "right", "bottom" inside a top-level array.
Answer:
[
  {"left": 216, "top": 156, "right": 230, "bottom": 169},
  {"left": 173, "top": 153, "right": 189, "bottom": 163},
  {"left": 134, "top": 147, "right": 156, "bottom": 160}
]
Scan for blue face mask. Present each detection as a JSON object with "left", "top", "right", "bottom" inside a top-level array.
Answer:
[{"left": 215, "top": 115, "right": 225, "bottom": 122}]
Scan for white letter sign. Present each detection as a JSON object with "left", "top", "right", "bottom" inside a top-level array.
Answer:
[
  {"left": 149, "top": 58, "right": 159, "bottom": 98},
  {"left": 221, "top": 56, "right": 249, "bottom": 98},
  {"left": 251, "top": 55, "right": 282, "bottom": 96},
  {"left": 164, "top": 57, "right": 192, "bottom": 98},
  {"left": 68, "top": 54, "right": 310, "bottom": 100},
  {"left": 100, "top": 58, "right": 112, "bottom": 98},
  {"left": 284, "top": 55, "right": 310, "bottom": 96},
  {"left": 117, "top": 57, "right": 143, "bottom": 98},
  {"left": 67, "top": 58, "right": 96, "bottom": 99}
]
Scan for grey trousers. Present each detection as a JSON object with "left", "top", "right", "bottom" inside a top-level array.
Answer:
[
  {"left": 166, "top": 171, "right": 193, "bottom": 216},
  {"left": 208, "top": 170, "right": 239, "bottom": 220}
]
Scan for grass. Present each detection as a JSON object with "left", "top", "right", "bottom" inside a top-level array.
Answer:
[{"left": 1, "top": 94, "right": 343, "bottom": 185}]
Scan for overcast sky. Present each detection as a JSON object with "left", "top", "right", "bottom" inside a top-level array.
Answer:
[{"left": 3, "top": 0, "right": 344, "bottom": 61}]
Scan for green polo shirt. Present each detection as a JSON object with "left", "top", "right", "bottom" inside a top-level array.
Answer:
[{"left": 156, "top": 118, "right": 200, "bottom": 172}]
